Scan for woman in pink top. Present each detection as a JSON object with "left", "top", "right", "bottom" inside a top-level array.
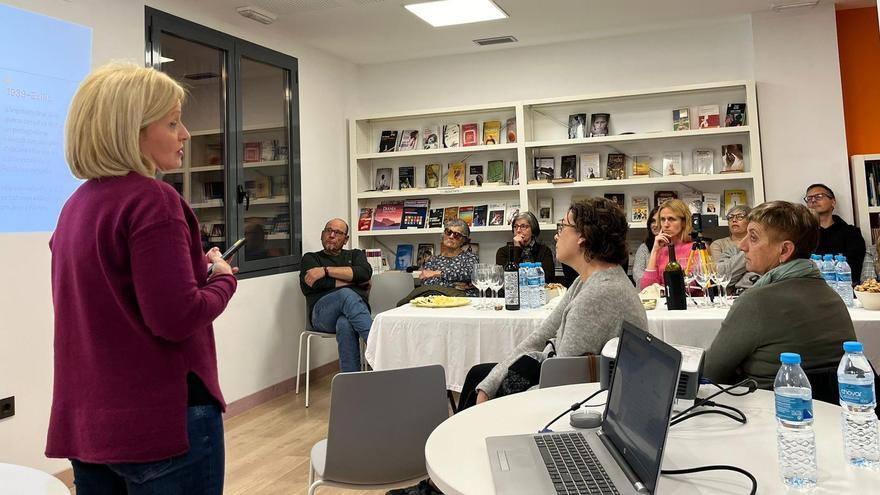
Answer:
[{"left": 640, "top": 199, "right": 696, "bottom": 288}]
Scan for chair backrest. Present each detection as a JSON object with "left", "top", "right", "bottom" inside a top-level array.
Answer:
[
  {"left": 369, "top": 271, "right": 415, "bottom": 317},
  {"left": 539, "top": 356, "right": 599, "bottom": 389},
  {"left": 805, "top": 366, "right": 839, "bottom": 405},
  {"left": 323, "top": 364, "right": 449, "bottom": 484}
]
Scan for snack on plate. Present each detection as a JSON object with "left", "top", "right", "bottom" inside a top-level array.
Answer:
[
  {"left": 639, "top": 283, "right": 663, "bottom": 300},
  {"left": 642, "top": 299, "right": 657, "bottom": 311},
  {"left": 545, "top": 282, "right": 567, "bottom": 301},
  {"left": 410, "top": 295, "right": 471, "bottom": 308},
  {"left": 856, "top": 279, "right": 880, "bottom": 293}
]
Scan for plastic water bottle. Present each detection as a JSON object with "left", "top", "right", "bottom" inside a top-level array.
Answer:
[
  {"left": 834, "top": 255, "right": 854, "bottom": 307},
  {"left": 774, "top": 352, "right": 817, "bottom": 489},
  {"left": 838, "top": 341, "right": 880, "bottom": 468},
  {"left": 530, "top": 263, "right": 545, "bottom": 308},
  {"left": 518, "top": 263, "right": 531, "bottom": 309},
  {"left": 820, "top": 254, "right": 837, "bottom": 291},
  {"left": 810, "top": 254, "right": 822, "bottom": 271}
]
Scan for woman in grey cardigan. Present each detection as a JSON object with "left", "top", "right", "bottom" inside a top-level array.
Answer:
[{"left": 463, "top": 197, "right": 648, "bottom": 408}]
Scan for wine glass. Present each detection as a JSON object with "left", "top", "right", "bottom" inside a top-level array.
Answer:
[
  {"left": 472, "top": 264, "right": 491, "bottom": 309},
  {"left": 714, "top": 263, "right": 732, "bottom": 308},
  {"left": 488, "top": 265, "right": 504, "bottom": 302},
  {"left": 692, "top": 258, "right": 716, "bottom": 308}
]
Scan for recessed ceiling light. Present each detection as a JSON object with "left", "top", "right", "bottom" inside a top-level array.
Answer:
[{"left": 405, "top": 0, "right": 508, "bottom": 28}]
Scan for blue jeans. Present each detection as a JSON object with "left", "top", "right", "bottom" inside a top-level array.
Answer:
[
  {"left": 70, "top": 405, "right": 224, "bottom": 495},
  {"left": 311, "top": 288, "right": 372, "bottom": 372}
]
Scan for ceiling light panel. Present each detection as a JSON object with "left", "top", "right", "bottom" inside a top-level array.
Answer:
[{"left": 405, "top": 0, "right": 508, "bottom": 27}]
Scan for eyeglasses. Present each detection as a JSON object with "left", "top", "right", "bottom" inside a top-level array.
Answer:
[
  {"left": 444, "top": 229, "right": 465, "bottom": 240},
  {"left": 513, "top": 223, "right": 531, "bottom": 231},
  {"left": 726, "top": 213, "right": 746, "bottom": 222},
  {"left": 556, "top": 221, "right": 576, "bottom": 234},
  {"left": 804, "top": 193, "right": 832, "bottom": 203},
  {"left": 322, "top": 228, "right": 348, "bottom": 237}
]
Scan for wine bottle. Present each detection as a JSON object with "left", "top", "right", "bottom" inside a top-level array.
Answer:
[
  {"left": 664, "top": 243, "right": 687, "bottom": 310},
  {"left": 504, "top": 243, "right": 520, "bottom": 310}
]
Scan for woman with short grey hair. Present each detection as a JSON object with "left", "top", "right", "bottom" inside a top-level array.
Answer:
[
  {"left": 419, "top": 219, "right": 478, "bottom": 296},
  {"left": 495, "top": 211, "right": 556, "bottom": 282}
]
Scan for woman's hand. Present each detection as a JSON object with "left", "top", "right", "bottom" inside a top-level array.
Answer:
[
  {"left": 476, "top": 390, "right": 489, "bottom": 404},
  {"left": 419, "top": 269, "right": 441, "bottom": 280},
  {"left": 652, "top": 232, "right": 672, "bottom": 252},
  {"left": 513, "top": 233, "right": 525, "bottom": 247},
  {"left": 206, "top": 247, "right": 237, "bottom": 278}
]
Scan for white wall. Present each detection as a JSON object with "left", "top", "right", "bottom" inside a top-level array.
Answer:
[{"left": 0, "top": 0, "right": 356, "bottom": 474}]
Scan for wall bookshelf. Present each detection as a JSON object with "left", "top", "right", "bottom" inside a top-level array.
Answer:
[{"left": 851, "top": 154, "right": 880, "bottom": 245}]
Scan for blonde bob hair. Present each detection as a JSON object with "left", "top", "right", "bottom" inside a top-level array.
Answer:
[
  {"left": 658, "top": 198, "right": 693, "bottom": 243},
  {"left": 65, "top": 62, "right": 186, "bottom": 179}
]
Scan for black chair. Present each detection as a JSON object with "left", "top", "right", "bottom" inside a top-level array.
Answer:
[{"left": 805, "top": 366, "right": 839, "bottom": 405}]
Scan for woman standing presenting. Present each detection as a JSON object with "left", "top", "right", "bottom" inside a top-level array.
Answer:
[{"left": 47, "top": 63, "right": 237, "bottom": 494}]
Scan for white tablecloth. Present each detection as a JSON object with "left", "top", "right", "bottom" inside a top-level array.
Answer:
[{"left": 365, "top": 298, "right": 880, "bottom": 391}]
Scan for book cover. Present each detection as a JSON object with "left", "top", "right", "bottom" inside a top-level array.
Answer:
[
  {"left": 373, "top": 201, "right": 405, "bottom": 230},
  {"left": 606, "top": 153, "right": 625, "bottom": 180},
  {"left": 461, "top": 123, "right": 479, "bottom": 147},
  {"left": 604, "top": 193, "right": 625, "bottom": 210},
  {"left": 458, "top": 206, "right": 474, "bottom": 226},
  {"left": 632, "top": 155, "right": 651, "bottom": 177},
  {"left": 488, "top": 203, "right": 506, "bottom": 226},
  {"left": 358, "top": 207, "right": 373, "bottom": 231},
  {"left": 253, "top": 176, "right": 273, "bottom": 198},
  {"left": 487, "top": 159, "right": 505, "bottom": 183},
  {"left": 723, "top": 189, "right": 748, "bottom": 216},
  {"left": 428, "top": 208, "right": 444, "bottom": 228},
  {"left": 505, "top": 117, "right": 517, "bottom": 143},
  {"left": 365, "top": 248, "right": 383, "bottom": 273},
  {"left": 375, "top": 167, "right": 393, "bottom": 191},
  {"left": 398, "top": 166, "right": 415, "bottom": 189},
  {"left": 590, "top": 113, "right": 610, "bottom": 137},
  {"left": 260, "top": 140, "right": 276, "bottom": 161},
  {"left": 468, "top": 164, "right": 485, "bottom": 186},
  {"left": 244, "top": 142, "right": 262, "bottom": 162},
  {"left": 505, "top": 203, "right": 521, "bottom": 225},
  {"left": 379, "top": 130, "right": 399, "bottom": 152},
  {"left": 447, "top": 162, "right": 465, "bottom": 187},
  {"left": 273, "top": 175, "right": 289, "bottom": 196},
  {"left": 416, "top": 243, "right": 435, "bottom": 268},
  {"left": 401, "top": 205, "right": 427, "bottom": 229},
  {"left": 395, "top": 244, "right": 413, "bottom": 270},
  {"left": 443, "top": 206, "right": 459, "bottom": 223},
  {"left": 442, "top": 124, "right": 460, "bottom": 148},
  {"left": 702, "top": 193, "right": 721, "bottom": 215},
  {"left": 507, "top": 160, "right": 519, "bottom": 185},
  {"left": 673, "top": 108, "right": 690, "bottom": 131},
  {"left": 560, "top": 155, "right": 577, "bottom": 180},
  {"left": 697, "top": 105, "right": 720, "bottom": 129},
  {"left": 692, "top": 149, "right": 714, "bottom": 175},
  {"left": 538, "top": 197, "right": 553, "bottom": 223},
  {"left": 534, "top": 157, "right": 555, "bottom": 181},
  {"left": 654, "top": 190, "right": 678, "bottom": 208},
  {"left": 631, "top": 196, "right": 650, "bottom": 222},
  {"left": 681, "top": 192, "right": 703, "bottom": 215},
  {"left": 203, "top": 181, "right": 224, "bottom": 200},
  {"left": 662, "top": 152, "right": 683, "bottom": 176},
  {"left": 580, "top": 152, "right": 601, "bottom": 180},
  {"left": 483, "top": 120, "right": 501, "bottom": 145},
  {"left": 425, "top": 163, "right": 441, "bottom": 188},
  {"left": 724, "top": 103, "right": 746, "bottom": 127},
  {"left": 397, "top": 129, "right": 419, "bottom": 151},
  {"left": 423, "top": 127, "right": 440, "bottom": 150},
  {"left": 473, "top": 205, "right": 489, "bottom": 227},
  {"left": 720, "top": 144, "right": 745, "bottom": 173},
  {"left": 568, "top": 113, "right": 587, "bottom": 139}
]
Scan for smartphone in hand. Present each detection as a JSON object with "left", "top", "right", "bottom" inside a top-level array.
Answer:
[{"left": 207, "top": 238, "right": 246, "bottom": 276}]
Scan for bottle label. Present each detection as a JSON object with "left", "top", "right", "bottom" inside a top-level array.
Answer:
[
  {"left": 504, "top": 272, "right": 519, "bottom": 305},
  {"left": 839, "top": 383, "right": 874, "bottom": 405},
  {"left": 775, "top": 394, "right": 813, "bottom": 422}
]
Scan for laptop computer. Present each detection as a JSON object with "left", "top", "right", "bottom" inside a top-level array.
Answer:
[{"left": 486, "top": 321, "right": 682, "bottom": 494}]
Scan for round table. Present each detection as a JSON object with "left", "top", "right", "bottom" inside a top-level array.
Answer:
[
  {"left": 0, "top": 463, "right": 69, "bottom": 494},
  {"left": 425, "top": 383, "right": 875, "bottom": 494}
]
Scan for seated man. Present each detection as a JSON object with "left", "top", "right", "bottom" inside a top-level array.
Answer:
[
  {"left": 300, "top": 218, "right": 372, "bottom": 372},
  {"left": 710, "top": 205, "right": 760, "bottom": 292},
  {"left": 703, "top": 201, "right": 856, "bottom": 389},
  {"left": 805, "top": 183, "right": 865, "bottom": 285}
]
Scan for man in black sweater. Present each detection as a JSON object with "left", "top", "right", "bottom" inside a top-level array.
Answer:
[
  {"left": 804, "top": 184, "right": 865, "bottom": 286},
  {"left": 300, "top": 218, "right": 372, "bottom": 372}
]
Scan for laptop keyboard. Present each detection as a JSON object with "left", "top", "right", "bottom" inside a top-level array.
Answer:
[{"left": 534, "top": 432, "right": 620, "bottom": 495}]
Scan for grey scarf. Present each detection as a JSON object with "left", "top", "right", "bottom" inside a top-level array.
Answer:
[{"left": 751, "top": 258, "right": 822, "bottom": 289}]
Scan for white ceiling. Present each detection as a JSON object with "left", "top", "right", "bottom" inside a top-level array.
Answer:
[{"left": 210, "top": 0, "right": 874, "bottom": 65}]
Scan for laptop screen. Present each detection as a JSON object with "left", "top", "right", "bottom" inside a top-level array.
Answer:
[{"left": 602, "top": 321, "right": 682, "bottom": 493}]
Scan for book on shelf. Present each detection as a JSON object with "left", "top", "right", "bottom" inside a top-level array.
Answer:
[
  {"left": 487, "top": 159, "right": 505, "bottom": 184},
  {"left": 560, "top": 155, "right": 577, "bottom": 180},
  {"left": 448, "top": 162, "right": 465, "bottom": 188},
  {"left": 692, "top": 149, "right": 714, "bottom": 175},
  {"left": 720, "top": 144, "right": 745, "bottom": 173},
  {"left": 507, "top": 160, "right": 519, "bottom": 185},
  {"left": 373, "top": 201, "right": 405, "bottom": 230},
  {"left": 398, "top": 166, "right": 415, "bottom": 189},
  {"left": 580, "top": 152, "right": 601, "bottom": 180},
  {"left": 604, "top": 193, "right": 625, "bottom": 211},
  {"left": 681, "top": 192, "right": 703, "bottom": 215},
  {"left": 606, "top": 153, "right": 625, "bottom": 180},
  {"left": 538, "top": 198, "right": 553, "bottom": 223},
  {"left": 632, "top": 196, "right": 649, "bottom": 222},
  {"left": 253, "top": 176, "right": 273, "bottom": 198},
  {"left": 488, "top": 203, "right": 506, "bottom": 226},
  {"left": 662, "top": 152, "right": 683, "bottom": 177},
  {"left": 260, "top": 140, "right": 276, "bottom": 162},
  {"left": 483, "top": 120, "right": 501, "bottom": 145},
  {"left": 725, "top": 103, "right": 746, "bottom": 127},
  {"left": 551, "top": 178, "right": 575, "bottom": 184},
  {"left": 568, "top": 113, "right": 587, "bottom": 139},
  {"left": 702, "top": 193, "right": 721, "bottom": 215},
  {"left": 461, "top": 123, "right": 479, "bottom": 147},
  {"left": 442, "top": 124, "right": 460, "bottom": 148},
  {"left": 205, "top": 143, "right": 223, "bottom": 165},
  {"left": 272, "top": 175, "right": 289, "bottom": 196},
  {"left": 365, "top": 248, "right": 383, "bottom": 273},
  {"left": 468, "top": 164, "right": 484, "bottom": 186},
  {"left": 672, "top": 108, "right": 690, "bottom": 131},
  {"left": 425, "top": 163, "right": 441, "bottom": 188},
  {"left": 473, "top": 205, "right": 488, "bottom": 227},
  {"left": 208, "top": 222, "right": 225, "bottom": 238},
  {"left": 505, "top": 203, "right": 521, "bottom": 225},
  {"left": 423, "top": 127, "right": 440, "bottom": 150},
  {"left": 723, "top": 189, "right": 748, "bottom": 216},
  {"left": 443, "top": 206, "right": 459, "bottom": 223},
  {"left": 459, "top": 206, "right": 474, "bottom": 226},
  {"left": 632, "top": 155, "right": 651, "bottom": 177},
  {"left": 395, "top": 244, "right": 413, "bottom": 270},
  {"left": 272, "top": 213, "right": 290, "bottom": 234},
  {"left": 505, "top": 117, "right": 517, "bottom": 143},
  {"left": 277, "top": 145, "right": 288, "bottom": 161},
  {"left": 244, "top": 142, "right": 262, "bottom": 162},
  {"left": 654, "top": 190, "right": 678, "bottom": 208},
  {"left": 534, "top": 157, "right": 554, "bottom": 181},
  {"left": 590, "top": 113, "right": 610, "bottom": 137},
  {"left": 697, "top": 105, "right": 720, "bottom": 129},
  {"left": 427, "top": 208, "right": 444, "bottom": 228},
  {"left": 375, "top": 167, "right": 393, "bottom": 191},
  {"left": 379, "top": 130, "right": 398, "bottom": 152},
  {"left": 401, "top": 199, "right": 430, "bottom": 229},
  {"left": 358, "top": 207, "right": 373, "bottom": 231},
  {"left": 416, "top": 243, "right": 435, "bottom": 268},
  {"left": 397, "top": 130, "right": 419, "bottom": 152}
]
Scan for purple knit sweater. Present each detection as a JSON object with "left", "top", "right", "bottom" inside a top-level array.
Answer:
[{"left": 46, "top": 172, "right": 237, "bottom": 463}]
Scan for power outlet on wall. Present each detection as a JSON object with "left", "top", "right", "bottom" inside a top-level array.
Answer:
[{"left": 0, "top": 396, "right": 14, "bottom": 420}]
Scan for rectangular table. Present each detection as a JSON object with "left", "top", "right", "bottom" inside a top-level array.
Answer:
[{"left": 366, "top": 298, "right": 880, "bottom": 391}]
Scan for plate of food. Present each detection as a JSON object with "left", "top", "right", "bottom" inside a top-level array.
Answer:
[
  {"left": 410, "top": 295, "right": 471, "bottom": 308},
  {"left": 855, "top": 279, "right": 880, "bottom": 310}
]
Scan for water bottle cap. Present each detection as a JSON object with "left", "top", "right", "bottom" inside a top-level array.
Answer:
[
  {"left": 843, "top": 341, "right": 863, "bottom": 353},
  {"left": 810, "top": 254, "right": 820, "bottom": 260},
  {"left": 838, "top": 255, "right": 847, "bottom": 262},
  {"left": 822, "top": 254, "right": 834, "bottom": 261},
  {"left": 780, "top": 352, "right": 801, "bottom": 364}
]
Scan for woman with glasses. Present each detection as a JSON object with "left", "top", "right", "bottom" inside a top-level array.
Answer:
[
  {"left": 632, "top": 205, "right": 661, "bottom": 287},
  {"left": 419, "top": 218, "right": 479, "bottom": 296},
  {"left": 495, "top": 211, "right": 556, "bottom": 283},
  {"left": 640, "top": 199, "right": 696, "bottom": 289}
]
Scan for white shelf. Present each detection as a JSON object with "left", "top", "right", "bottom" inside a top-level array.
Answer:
[
  {"left": 251, "top": 196, "right": 289, "bottom": 206},
  {"left": 190, "top": 165, "right": 224, "bottom": 173},
  {"left": 868, "top": 207, "right": 880, "bottom": 214},
  {"left": 356, "top": 142, "right": 518, "bottom": 160},
  {"left": 525, "top": 126, "right": 751, "bottom": 150},
  {"left": 358, "top": 185, "right": 519, "bottom": 200},
  {"left": 358, "top": 225, "right": 510, "bottom": 237},
  {"left": 191, "top": 200, "right": 224, "bottom": 209},
  {"left": 244, "top": 159, "right": 288, "bottom": 169},
  {"left": 526, "top": 172, "right": 754, "bottom": 190},
  {"left": 190, "top": 123, "right": 284, "bottom": 137},
  {"left": 266, "top": 233, "right": 290, "bottom": 240}
]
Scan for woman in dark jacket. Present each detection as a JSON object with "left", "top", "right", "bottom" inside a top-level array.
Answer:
[{"left": 495, "top": 211, "right": 555, "bottom": 281}]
